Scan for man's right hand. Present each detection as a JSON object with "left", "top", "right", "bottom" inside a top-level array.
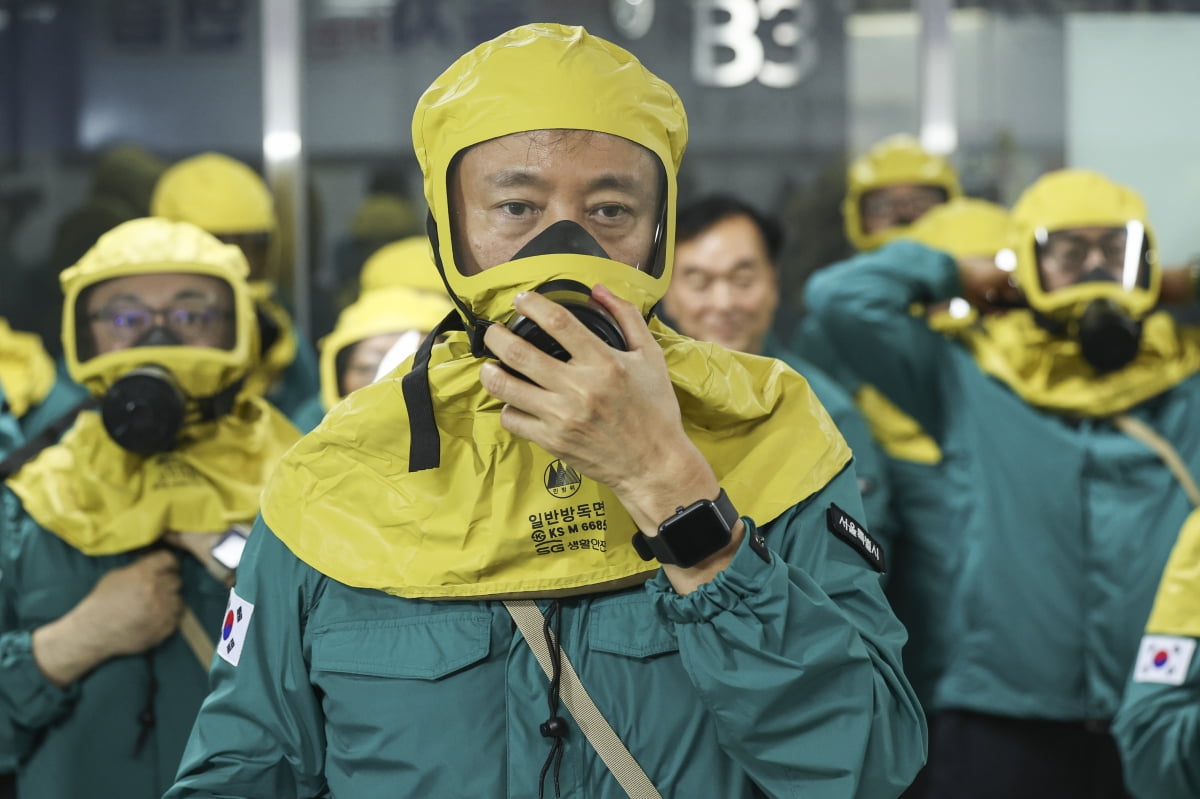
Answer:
[
  {"left": 958, "top": 255, "right": 1023, "bottom": 312},
  {"left": 32, "top": 550, "right": 184, "bottom": 689}
]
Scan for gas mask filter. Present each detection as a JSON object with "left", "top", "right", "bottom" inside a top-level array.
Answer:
[
  {"left": 100, "top": 364, "right": 187, "bottom": 456},
  {"left": 1077, "top": 298, "right": 1143, "bottom": 374}
]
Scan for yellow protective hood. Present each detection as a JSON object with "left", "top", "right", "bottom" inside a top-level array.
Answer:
[
  {"left": 1008, "top": 169, "right": 1160, "bottom": 322},
  {"left": 1146, "top": 507, "right": 1200, "bottom": 637},
  {"left": 843, "top": 134, "right": 962, "bottom": 252},
  {"left": 151, "top": 153, "right": 277, "bottom": 234},
  {"left": 60, "top": 218, "right": 259, "bottom": 401},
  {"left": 359, "top": 236, "right": 448, "bottom": 295},
  {"left": 0, "top": 319, "right": 56, "bottom": 419},
  {"left": 263, "top": 318, "right": 850, "bottom": 599},
  {"left": 956, "top": 309, "right": 1200, "bottom": 417},
  {"left": 903, "top": 197, "right": 1013, "bottom": 259},
  {"left": 412, "top": 23, "right": 687, "bottom": 328},
  {"left": 319, "top": 286, "right": 455, "bottom": 408},
  {"left": 8, "top": 397, "right": 300, "bottom": 555},
  {"left": 349, "top": 193, "right": 421, "bottom": 242}
]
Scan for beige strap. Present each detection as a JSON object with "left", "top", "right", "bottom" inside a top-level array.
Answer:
[
  {"left": 504, "top": 600, "right": 662, "bottom": 799},
  {"left": 1114, "top": 414, "right": 1200, "bottom": 506},
  {"left": 178, "top": 606, "right": 216, "bottom": 670}
]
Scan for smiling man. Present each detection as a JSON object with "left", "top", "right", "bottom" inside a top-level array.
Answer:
[
  {"left": 168, "top": 24, "right": 924, "bottom": 799},
  {"left": 663, "top": 194, "right": 891, "bottom": 538}
]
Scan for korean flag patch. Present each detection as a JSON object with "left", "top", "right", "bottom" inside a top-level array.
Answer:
[
  {"left": 1133, "top": 634, "right": 1196, "bottom": 686},
  {"left": 216, "top": 587, "right": 255, "bottom": 667}
]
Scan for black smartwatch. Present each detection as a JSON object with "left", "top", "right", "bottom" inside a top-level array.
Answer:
[{"left": 631, "top": 489, "right": 739, "bottom": 568}]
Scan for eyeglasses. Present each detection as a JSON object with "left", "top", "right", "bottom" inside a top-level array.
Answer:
[
  {"left": 88, "top": 299, "right": 234, "bottom": 344},
  {"left": 861, "top": 187, "right": 948, "bottom": 220},
  {"left": 1040, "top": 230, "right": 1130, "bottom": 271}
]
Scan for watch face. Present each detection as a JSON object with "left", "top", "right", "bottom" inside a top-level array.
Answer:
[{"left": 659, "top": 500, "right": 733, "bottom": 567}]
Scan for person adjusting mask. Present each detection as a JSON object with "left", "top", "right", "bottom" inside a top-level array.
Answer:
[
  {"left": 805, "top": 168, "right": 1200, "bottom": 799},
  {"left": 0, "top": 218, "right": 300, "bottom": 799},
  {"left": 843, "top": 134, "right": 962, "bottom": 253},
  {"left": 151, "top": 152, "right": 319, "bottom": 424},
  {"left": 168, "top": 23, "right": 924, "bottom": 799}
]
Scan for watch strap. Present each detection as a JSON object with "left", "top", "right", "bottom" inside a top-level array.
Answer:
[{"left": 631, "top": 488, "right": 738, "bottom": 566}]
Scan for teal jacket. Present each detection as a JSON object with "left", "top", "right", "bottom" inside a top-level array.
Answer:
[
  {"left": 794, "top": 314, "right": 969, "bottom": 706},
  {"left": 288, "top": 394, "right": 325, "bottom": 435},
  {"left": 167, "top": 465, "right": 926, "bottom": 798},
  {"left": 265, "top": 327, "right": 319, "bottom": 427},
  {"left": 762, "top": 335, "right": 891, "bottom": 541},
  {"left": 0, "top": 488, "right": 229, "bottom": 797},
  {"left": 805, "top": 241, "right": 1200, "bottom": 721},
  {"left": 17, "top": 363, "right": 89, "bottom": 443},
  {"left": 0, "top": 390, "right": 21, "bottom": 460}
]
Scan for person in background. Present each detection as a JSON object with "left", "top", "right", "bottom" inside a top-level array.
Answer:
[
  {"left": 167, "top": 23, "right": 925, "bottom": 799},
  {"left": 806, "top": 168, "right": 1200, "bottom": 799},
  {"left": 292, "top": 236, "right": 455, "bottom": 431},
  {"left": 0, "top": 218, "right": 300, "bottom": 798},
  {"left": 865, "top": 197, "right": 1014, "bottom": 799},
  {"left": 842, "top": 134, "right": 962, "bottom": 254},
  {"left": 661, "top": 194, "right": 891, "bottom": 539},
  {"left": 151, "top": 152, "right": 319, "bottom": 425},
  {"left": 291, "top": 284, "right": 454, "bottom": 432}
]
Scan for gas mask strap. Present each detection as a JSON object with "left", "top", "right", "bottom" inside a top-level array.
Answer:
[
  {"left": 401, "top": 309, "right": 464, "bottom": 472},
  {"left": 191, "top": 379, "right": 245, "bottom": 424},
  {"left": 0, "top": 395, "right": 98, "bottom": 481}
]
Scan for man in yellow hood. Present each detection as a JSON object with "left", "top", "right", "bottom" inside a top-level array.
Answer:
[
  {"left": 806, "top": 168, "right": 1200, "bottom": 799},
  {"left": 0, "top": 218, "right": 300, "bottom": 798},
  {"left": 169, "top": 24, "right": 924, "bottom": 799},
  {"left": 151, "top": 152, "right": 320, "bottom": 425}
]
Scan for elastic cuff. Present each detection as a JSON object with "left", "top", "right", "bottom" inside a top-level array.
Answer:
[
  {"left": 647, "top": 516, "right": 783, "bottom": 625},
  {"left": 0, "top": 630, "right": 78, "bottom": 729}
]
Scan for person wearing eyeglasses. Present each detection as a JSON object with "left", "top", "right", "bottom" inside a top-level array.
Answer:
[
  {"left": 151, "top": 153, "right": 319, "bottom": 426},
  {"left": 805, "top": 168, "right": 1200, "bottom": 799},
  {"left": 0, "top": 218, "right": 300, "bottom": 799}
]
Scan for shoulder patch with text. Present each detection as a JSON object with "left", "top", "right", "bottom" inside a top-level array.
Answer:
[
  {"left": 826, "top": 504, "right": 885, "bottom": 573},
  {"left": 1133, "top": 635, "right": 1196, "bottom": 686},
  {"left": 216, "top": 587, "right": 255, "bottom": 667}
]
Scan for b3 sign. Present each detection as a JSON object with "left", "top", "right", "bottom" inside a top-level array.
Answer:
[{"left": 693, "top": 0, "right": 819, "bottom": 88}]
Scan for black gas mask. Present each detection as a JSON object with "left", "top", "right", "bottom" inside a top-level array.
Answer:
[
  {"left": 99, "top": 325, "right": 242, "bottom": 456},
  {"left": 1077, "top": 298, "right": 1143, "bottom": 374},
  {"left": 496, "top": 221, "right": 629, "bottom": 379},
  {"left": 100, "top": 364, "right": 188, "bottom": 456},
  {"left": 1072, "top": 269, "right": 1144, "bottom": 374}
]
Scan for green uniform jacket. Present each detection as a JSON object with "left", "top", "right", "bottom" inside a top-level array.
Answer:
[
  {"left": 1113, "top": 632, "right": 1200, "bottom": 798},
  {"left": 805, "top": 241, "right": 1200, "bottom": 721},
  {"left": 18, "top": 363, "right": 89, "bottom": 443},
  {"left": 288, "top": 395, "right": 325, "bottom": 435},
  {"left": 0, "top": 389, "right": 21, "bottom": 459},
  {"left": 167, "top": 465, "right": 926, "bottom": 798},
  {"left": 0, "top": 487, "right": 230, "bottom": 798},
  {"left": 793, "top": 316, "right": 968, "bottom": 705},
  {"left": 762, "top": 335, "right": 891, "bottom": 541},
  {"left": 265, "top": 327, "right": 319, "bottom": 427}
]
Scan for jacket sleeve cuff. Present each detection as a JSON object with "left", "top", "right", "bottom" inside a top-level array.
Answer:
[
  {"left": 0, "top": 630, "right": 79, "bottom": 729},
  {"left": 646, "top": 516, "right": 783, "bottom": 624}
]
